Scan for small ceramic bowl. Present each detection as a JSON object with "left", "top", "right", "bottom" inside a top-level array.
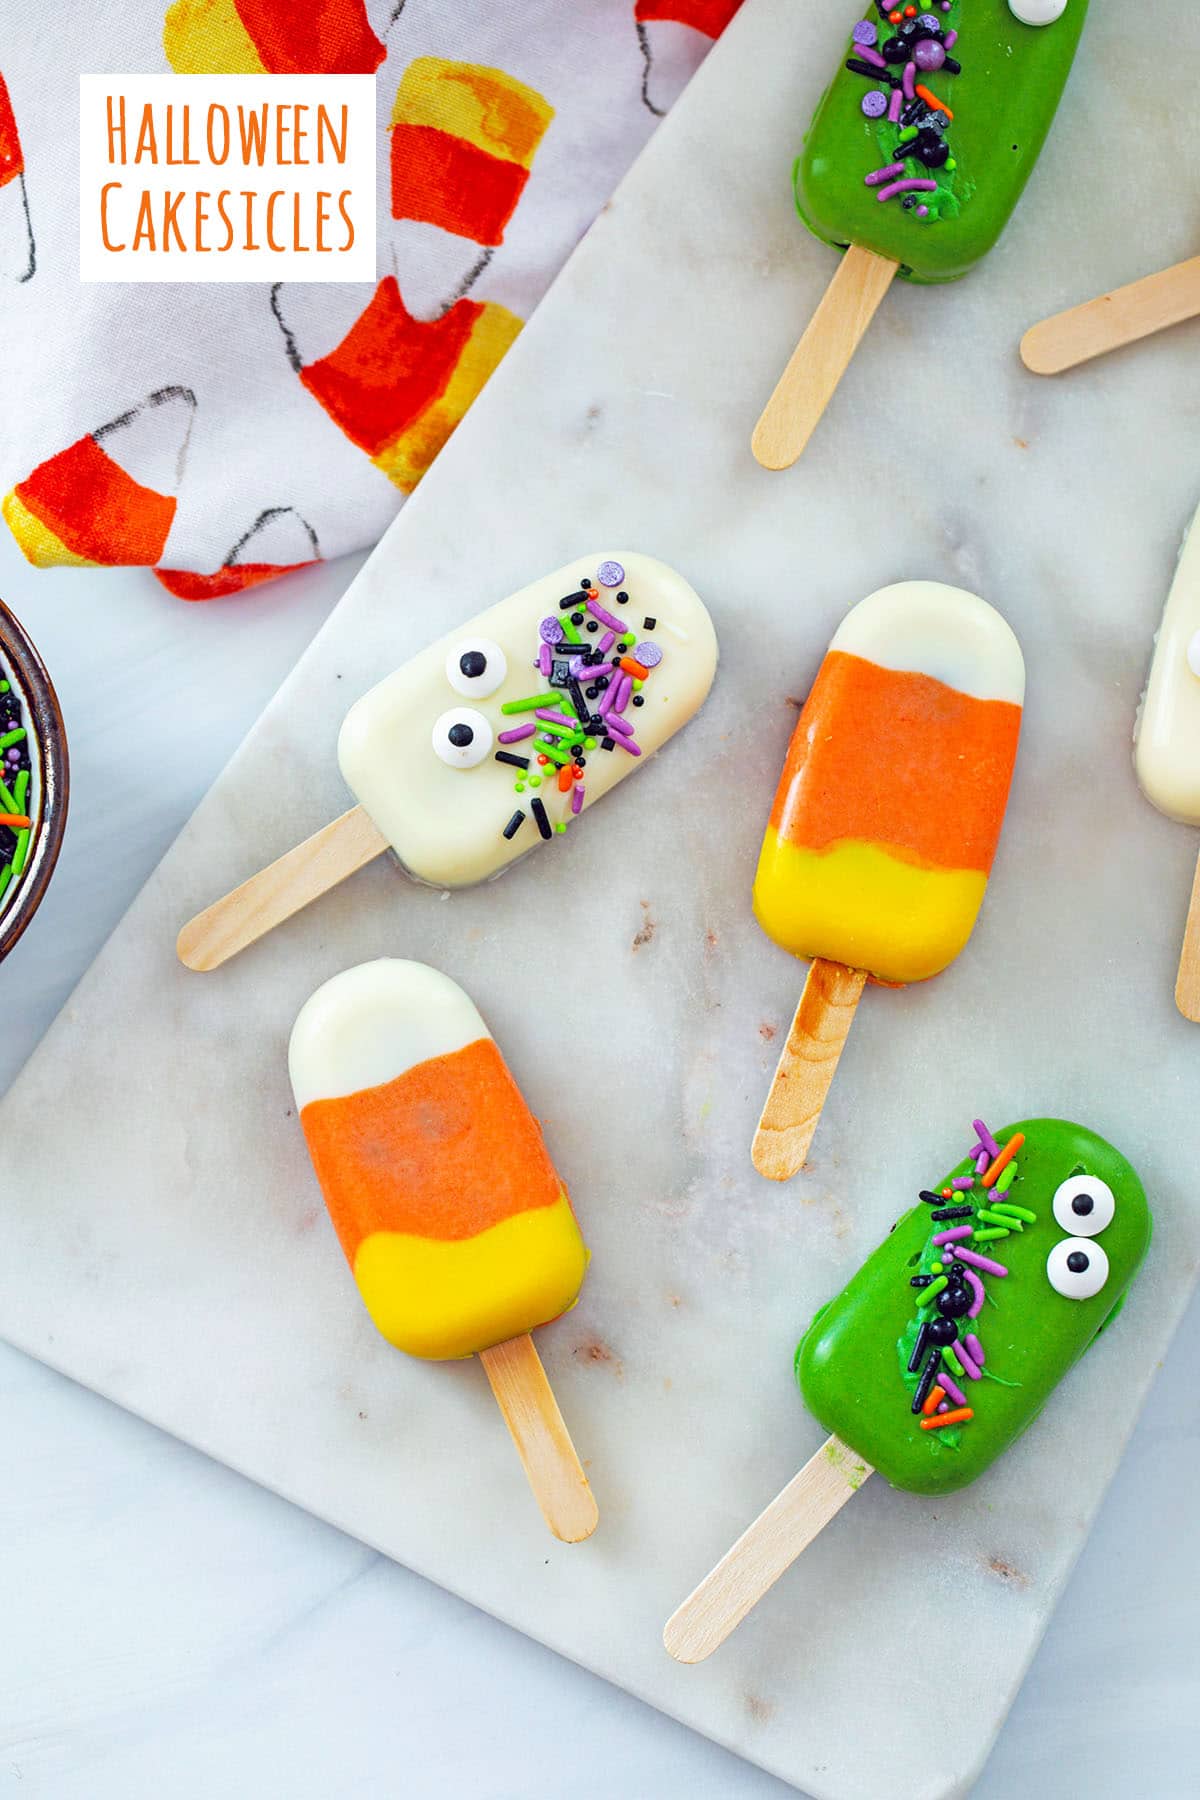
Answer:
[{"left": 0, "top": 596, "right": 69, "bottom": 963}]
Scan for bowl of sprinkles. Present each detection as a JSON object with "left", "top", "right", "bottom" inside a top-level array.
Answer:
[{"left": 0, "top": 596, "right": 68, "bottom": 963}]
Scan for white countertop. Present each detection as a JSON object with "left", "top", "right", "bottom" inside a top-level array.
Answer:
[{"left": 1, "top": 539, "right": 1197, "bottom": 1798}]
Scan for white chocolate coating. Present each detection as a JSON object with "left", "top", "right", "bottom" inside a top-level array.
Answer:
[
  {"left": 1008, "top": 0, "right": 1068, "bottom": 25},
  {"left": 1135, "top": 501, "right": 1200, "bottom": 826},
  {"left": 830, "top": 581, "right": 1026, "bottom": 703},
  {"left": 337, "top": 553, "right": 718, "bottom": 888},
  {"left": 289, "top": 959, "right": 487, "bottom": 1110}
]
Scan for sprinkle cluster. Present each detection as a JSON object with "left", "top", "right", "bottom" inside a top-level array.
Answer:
[
  {"left": 902, "top": 1120, "right": 1037, "bottom": 1438},
  {"left": 495, "top": 560, "right": 665, "bottom": 846},
  {"left": 0, "top": 659, "right": 34, "bottom": 916},
  {"left": 847, "top": 3, "right": 962, "bottom": 224}
]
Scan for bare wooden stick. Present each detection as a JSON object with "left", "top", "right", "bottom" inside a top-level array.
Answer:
[
  {"left": 752, "top": 245, "right": 898, "bottom": 470},
  {"left": 479, "top": 1333, "right": 598, "bottom": 1544},
  {"left": 1020, "top": 254, "right": 1200, "bottom": 376},
  {"left": 176, "top": 805, "right": 389, "bottom": 972},
  {"left": 1175, "top": 847, "right": 1200, "bottom": 1024},
  {"left": 752, "top": 960, "right": 867, "bottom": 1180},
  {"left": 663, "top": 1434, "right": 871, "bottom": 1663}
]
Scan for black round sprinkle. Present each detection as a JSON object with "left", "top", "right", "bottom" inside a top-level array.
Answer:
[
  {"left": 632, "top": 694, "right": 644, "bottom": 707},
  {"left": 596, "top": 677, "right": 610, "bottom": 691},
  {"left": 927, "top": 1317, "right": 957, "bottom": 1346},
  {"left": 935, "top": 1284, "right": 971, "bottom": 1320},
  {"left": 459, "top": 650, "right": 487, "bottom": 679},
  {"left": 585, "top": 685, "right": 599, "bottom": 699},
  {"left": 579, "top": 578, "right": 590, "bottom": 588},
  {"left": 1067, "top": 1250, "right": 1090, "bottom": 1274},
  {"left": 571, "top": 612, "right": 584, "bottom": 626},
  {"left": 1071, "top": 1194, "right": 1095, "bottom": 1215},
  {"left": 447, "top": 722, "right": 474, "bottom": 748},
  {"left": 616, "top": 591, "right": 629, "bottom": 604},
  {"left": 586, "top": 621, "right": 600, "bottom": 633},
  {"left": 575, "top": 756, "right": 586, "bottom": 769}
]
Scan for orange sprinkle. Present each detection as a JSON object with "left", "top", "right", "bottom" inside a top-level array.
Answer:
[
  {"left": 619, "top": 655, "right": 649, "bottom": 680},
  {"left": 920, "top": 1407, "right": 974, "bottom": 1431},
  {"left": 981, "top": 1132, "right": 1025, "bottom": 1189},
  {"left": 904, "top": 4, "right": 916, "bottom": 13},
  {"left": 0, "top": 814, "right": 31, "bottom": 829},
  {"left": 915, "top": 84, "right": 953, "bottom": 118},
  {"left": 557, "top": 764, "right": 573, "bottom": 792},
  {"left": 922, "top": 1385, "right": 946, "bottom": 1417}
]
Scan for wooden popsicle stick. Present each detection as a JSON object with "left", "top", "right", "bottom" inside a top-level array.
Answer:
[
  {"left": 479, "top": 1333, "right": 598, "bottom": 1544},
  {"left": 176, "top": 805, "right": 389, "bottom": 972},
  {"left": 1175, "top": 847, "right": 1200, "bottom": 1023},
  {"left": 663, "top": 1435, "right": 872, "bottom": 1663},
  {"left": 1020, "top": 254, "right": 1200, "bottom": 376},
  {"left": 752, "top": 245, "right": 898, "bottom": 470},
  {"left": 752, "top": 959, "right": 867, "bottom": 1181}
]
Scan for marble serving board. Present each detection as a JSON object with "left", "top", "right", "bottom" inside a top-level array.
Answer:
[{"left": 3, "top": 1, "right": 1200, "bottom": 1794}]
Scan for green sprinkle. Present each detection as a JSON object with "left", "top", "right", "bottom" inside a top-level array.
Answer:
[
  {"left": 620, "top": 634, "right": 636, "bottom": 649},
  {"left": 554, "top": 821, "right": 568, "bottom": 834},
  {"left": 918, "top": 1276, "right": 949, "bottom": 1309},
  {"left": 560, "top": 615, "right": 583, "bottom": 645},
  {"left": 632, "top": 678, "right": 644, "bottom": 691},
  {"left": 943, "top": 1345, "right": 964, "bottom": 1378},
  {"left": 978, "top": 1209, "right": 1021, "bottom": 1231},
  {"left": 898, "top": 125, "right": 917, "bottom": 142},
  {"left": 0, "top": 680, "right": 9, "bottom": 693},
  {"left": 528, "top": 775, "right": 542, "bottom": 788},
  {"left": 0, "top": 864, "right": 12, "bottom": 905},
  {"left": 0, "top": 779, "right": 17, "bottom": 815},
  {"left": 945, "top": 157, "right": 957, "bottom": 171},
  {"left": 514, "top": 780, "right": 526, "bottom": 793},
  {"left": 0, "top": 728, "right": 26, "bottom": 751},
  {"left": 995, "top": 1161, "right": 1019, "bottom": 1193},
  {"left": 11, "top": 828, "right": 30, "bottom": 878},
  {"left": 992, "top": 1202, "right": 1036, "bottom": 1224},
  {"left": 501, "top": 693, "right": 557, "bottom": 715},
  {"left": 973, "top": 1226, "right": 1011, "bottom": 1242},
  {"left": 535, "top": 718, "right": 581, "bottom": 740},
  {"left": 583, "top": 736, "right": 597, "bottom": 751},
  {"left": 13, "top": 770, "right": 28, "bottom": 810},
  {"left": 536, "top": 739, "right": 574, "bottom": 767},
  {"left": 931, "top": 1260, "right": 944, "bottom": 1275}
]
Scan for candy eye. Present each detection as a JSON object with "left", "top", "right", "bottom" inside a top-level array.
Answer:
[
  {"left": 446, "top": 638, "right": 506, "bottom": 698},
  {"left": 432, "top": 707, "right": 493, "bottom": 768},
  {"left": 1047, "top": 1237, "right": 1109, "bottom": 1301},
  {"left": 1052, "top": 1173, "right": 1114, "bottom": 1237}
]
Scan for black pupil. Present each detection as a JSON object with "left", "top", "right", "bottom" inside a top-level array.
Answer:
[
  {"left": 459, "top": 651, "right": 487, "bottom": 679},
  {"left": 1067, "top": 1251, "right": 1090, "bottom": 1274},
  {"left": 448, "top": 722, "right": 474, "bottom": 748},
  {"left": 1071, "top": 1194, "right": 1094, "bottom": 1215}
]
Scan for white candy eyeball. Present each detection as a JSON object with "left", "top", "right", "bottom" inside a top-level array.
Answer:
[
  {"left": 1008, "top": 0, "right": 1067, "bottom": 23},
  {"left": 446, "top": 638, "right": 507, "bottom": 698},
  {"left": 1052, "top": 1173, "right": 1115, "bottom": 1237},
  {"left": 1047, "top": 1237, "right": 1109, "bottom": 1300},
  {"left": 432, "top": 707, "right": 493, "bottom": 768}
]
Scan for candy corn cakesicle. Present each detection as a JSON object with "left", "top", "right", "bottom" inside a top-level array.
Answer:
[
  {"left": 1134, "top": 499, "right": 1200, "bottom": 1021},
  {"left": 753, "top": 3, "right": 1088, "bottom": 467},
  {"left": 290, "top": 959, "right": 597, "bottom": 1540},
  {"left": 178, "top": 554, "right": 718, "bottom": 970},
  {"left": 665, "top": 1117, "right": 1151, "bottom": 1660},
  {"left": 751, "top": 582, "right": 1022, "bottom": 1179}
]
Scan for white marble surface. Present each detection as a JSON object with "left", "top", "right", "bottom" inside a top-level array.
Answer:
[{"left": 3, "top": 0, "right": 1200, "bottom": 1792}]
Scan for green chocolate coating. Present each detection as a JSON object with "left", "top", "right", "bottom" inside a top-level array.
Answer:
[
  {"left": 795, "top": 2, "right": 1089, "bottom": 283},
  {"left": 795, "top": 1120, "right": 1151, "bottom": 1495}
]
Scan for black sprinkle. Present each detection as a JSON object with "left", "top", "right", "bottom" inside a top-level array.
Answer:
[
  {"left": 616, "top": 591, "right": 629, "bottom": 604},
  {"left": 632, "top": 695, "right": 644, "bottom": 707},
  {"left": 571, "top": 612, "right": 585, "bottom": 626},
  {"left": 586, "top": 620, "right": 600, "bottom": 633},
  {"left": 942, "top": 55, "right": 961, "bottom": 74},
  {"left": 502, "top": 810, "right": 525, "bottom": 841},
  {"left": 643, "top": 616, "right": 657, "bottom": 630},
  {"left": 906, "top": 1321, "right": 931, "bottom": 1374},
  {"left": 559, "top": 593, "right": 583, "bottom": 610},
  {"left": 568, "top": 677, "right": 590, "bottom": 722},
  {"left": 531, "top": 797, "right": 552, "bottom": 840},
  {"left": 919, "top": 1191, "right": 945, "bottom": 1206},
  {"left": 495, "top": 751, "right": 530, "bottom": 770},
  {"left": 910, "top": 1274, "right": 933, "bottom": 1289},
  {"left": 846, "top": 56, "right": 900, "bottom": 86},
  {"left": 931, "top": 1205, "right": 973, "bottom": 1222},
  {"left": 601, "top": 737, "right": 615, "bottom": 751},
  {"left": 911, "top": 1346, "right": 942, "bottom": 1414}
]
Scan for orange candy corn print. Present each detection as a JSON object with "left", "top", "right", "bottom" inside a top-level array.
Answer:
[
  {"left": 0, "top": 74, "right": 34, "bottom": 283},
  {"left": 274, "top": 276, "right": 520, "bottom": 493},
  {"left": 3, "top": 387, "right": 196, "bottom": 569},
  {"left": 163, "top": 0, "right": 388, "bottom": 74},
  {"left": 155, "top": 506, "right": 320, "bottom": 600},
  {"left": 635, "top": 0, "right": 744, "bottom": 114}
]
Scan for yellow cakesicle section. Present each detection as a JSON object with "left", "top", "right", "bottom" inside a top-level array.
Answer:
[
  {"left": 753, "top": 829, "right": 988, "bottom": 985},
  {"left": 352, "top": 1193, "right": 588, "bottom": 1361},
  {"left": 1, "top": 489, "right": 97, "bottom": 569}
]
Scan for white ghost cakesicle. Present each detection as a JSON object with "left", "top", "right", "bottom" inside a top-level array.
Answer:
[
  {"left": 338, "top": 553, "right": 719, "bottom": 888},
  {"left": 177, "top": 554, "right": 718, "bottom": 969}
]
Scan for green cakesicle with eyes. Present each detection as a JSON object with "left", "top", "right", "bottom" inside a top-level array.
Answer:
[
  {"left": 795, "top": 2, "right": 1089, "bottom": 284},
  {"left": 795, "top": 1119, "right": 1152, "bottom": 1496}
]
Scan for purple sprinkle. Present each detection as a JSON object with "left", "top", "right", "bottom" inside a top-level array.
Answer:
[
  {"left": 539, "top": 616, "right": 563, "bottom": 645},
  {"left": 596, "top": 560, "right": 625, "bottom": 588},
  {"left": 634, "top": 641, "right": 662, "bottom": 668},
  {"left": 943, "top": 28, "right": 957, "bottom": 47},
  {"left": 877, "top": 176, "right": 937, "bottom": 203},
  {"left": 973, "top": 1121, "right": 1001, "bottom": 1158},
  {"left": 955, "top": 1247, "right": 1008, "bottom": 1278},
  {"left": 598, "top": 629, "right": 616, "bottom": 653},
  {"left": 853, "top": 42, "right": 886, "bottom": 67},
  {"left": 932, "top": 1225, "right": 973, "bottom": 1246},
  {"left": 936, "top": 1400, "right": 950, "bottom": 1413},
  {"left": 902, "top": 60, "right": 916, "bottom": 99},
  {"left": 535, "top": 708, "right": 578, "bottom": 729},
  {"left": 605, "top": 714, "right": 635, "bottom": 738},
  {"left": 960, "top": 1268, "right": 987, "bottom": 1317},
  {"left": 964, "top": 1333, "right": 985, "bottom": 1368},
  {"left": 937, "top": 1370, "right": 968, "bottom": 1408},
  {"left": 538, "top": 643, "right": 551, "bottom": 676},
  {"left": 861, "top": 89, "right": 888, "bottom": 118},
  {"left": 916, "top": 11, "right": 941, "bottom": 27},
  {"left": 987, "top": 1187, "right": 1002, "bottom": 1202},
  {"left": 571, "top": 784, "right": 584, "bottom": 815},
  {"left": 586, "top": 662, "right": 615, "bottom": 678},
  {"left": 498, "top": 723, "right": 536, "bottom": 743},
  {"left": 568, "top": 656, "right": 590, "bottom": 677},
  {"left": 852, "top": 19, "right": 878, "bottom": 45},
  {"left": 887, "top": 87, "right": 902, "bottom": 122},
  {"left": 975, "top": 1150, "right": 990, "bottom": 1174},
  {"left": 587, "top": 597, "right": 625, "bottom": 633},
  {"left": 951, "top": 1176, "right": 974, "bottom": 1190},
  {"left": 614, "top": 735, "right": 642, "bottom": 757},
  {"left": 613, "top": 673, "right": 633, "bottom": 712},
  {"left": 954, "top": 1341, "right": 983, "bottom": 1382},
  {"left": 865, "top": 161, "right": 906, "bottom": 186},
  {"left": 915, "top": 204, "right": 929, "bottom": 218}
]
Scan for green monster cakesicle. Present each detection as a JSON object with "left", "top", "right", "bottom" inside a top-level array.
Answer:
[
  {"left": 753, "top": 2, "right": 1089, "bottom": 469},
  {"left": 665, "top": 1117, "right": 1151, "bottom": 1662}
]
